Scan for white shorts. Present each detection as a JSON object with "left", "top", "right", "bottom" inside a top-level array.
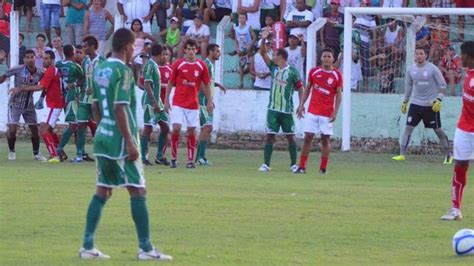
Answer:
[
  {"left": 42, "top": 107, "right": 62, "bottom": 127},
  {"left": 453, "top": 128, "right": 474, "bottom": 161},
  {"left": 170, "top": 105, "right": 199, "bottom": 128},
  {"left": 303, "top": 113, "right": 334, "bottom": 136}
]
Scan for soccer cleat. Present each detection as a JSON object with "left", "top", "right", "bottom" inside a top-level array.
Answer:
[
  {"left": 155, "top": 157, "right": 170, "bottom": 166},
  {"left": 59, "top": 151, "right": 68, "bottom": 162},
  {"left": 47, "top": 157, "right": 61, "bottom": 163},
  {"left": 290, "top": 164, "right": 298, "bottom": 172},
  {"left": 33, "top": 153, "right": 47, "bottom": 161},
  {"left": 441, "top": 208, "right": 462, "bottom": 221},
  {"left": 319, "top": 168, "right": 327, "bottom": 175},
  {"left": 443, "top": 155, "right": 453, "bottom": 165},
  {"left": 8, "top": 152, "right": 16, "bottom": 161},
  {"left": 82, "top": 153, "right": 95, "bottom": 162},
  {"left": 170, "top": 159, "right": 177, "bottom": 168},
  {"left": 137, "top": 247, "right": 172, "bottom": 261},
  {"left": 143, "top": 159, "right": 153, "bottom": 166},
  {"left": 258, "top": 164, "right": 271, "bottom": 172},
  {"left": 293, "top": 167, "right": 306, "bottom": 174},
  {"left": 392, "top": 155, "right": 406, "bottom": 161},
  {"left": 197, "top": 158, "right": 212, "bottom": 166},
  {"left": 79, "top": 247, "right": 111, "bottom": 259},
  {"left": 186, "top": 162, "right": 196, "bottom": 169},
  {"left": 71, "top": 156, "right": 84, "bottom": 163}
]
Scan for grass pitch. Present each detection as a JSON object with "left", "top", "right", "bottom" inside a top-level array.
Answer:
[{"left": 0, "top": 142, "right": 473, "bottom": 265}]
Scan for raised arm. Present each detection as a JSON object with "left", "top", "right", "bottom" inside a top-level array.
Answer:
[{"left": 259, "top": 29, "right": 272, "bottom": 66}]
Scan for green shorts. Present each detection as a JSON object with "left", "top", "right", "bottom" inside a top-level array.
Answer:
[
  {"left": 144, "top": 106, "right": 169, "bottom": 125},
  {"left": 266, "top": 110, "right": 295, "bottom": 134},
  {"left": 77, "top": 102, "right": 92, "bottom": 122},
  {"left": 64, "top": 101, "right": 78, "bottom": 123},
  {"left": 199, "top": 105, "right": 213, "bottom": 126},
  {"left": 96, "top": 156, "right": 145, "bottom": 188}
]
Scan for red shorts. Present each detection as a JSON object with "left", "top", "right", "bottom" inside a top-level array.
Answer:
[{"left": 456, "top": 0, "right": 474, "bottom": 7}]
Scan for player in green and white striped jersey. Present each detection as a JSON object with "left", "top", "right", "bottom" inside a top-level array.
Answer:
[
  {"left": 258, "top": 29, "right": 304, "bottom": 172},
  {"left": 196, "top": 44, "right": 227, "bottom": 166}
]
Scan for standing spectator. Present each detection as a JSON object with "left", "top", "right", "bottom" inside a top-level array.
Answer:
[
  {"left": 153, "top": 0, "right": 170, "bottom": 43},
  {"left": 440, "top": 46, "right": 462, "bottom": 96},
  {"left": 180, "top": 14, "right": 210, "bottom": 58},
  {"left": 250, "top": 39, "right": 272, "bottom": 90},
  {"left": 117, "top": 0, "right": 158, "bottom": 34},
  {"left": 84, "top": 0, "right": 114, "bottom": 56},
  {"left": 166, "top": 16, "right": 181, "bottom": 54},
  {"left": 0, "top": 2, "right": 9, "bottom": 58},
  {"left": 40, "top": 0, "right": 62, "bottom": 45},
  {"left": 204, "top": 0, "right": 232, "bottom": 24},
  {"left": 238, "top": 0, "right": 261, "bottom": 33},
  {"left": 33, "top": 33, "right": 49, "bottom": 69},
  {"left": 178, "top": 0, "right": 201, "bottom": 25},
  {"left": 416, "top": 25, "right": 430, "bottom": 49},
  {"left": 130, "top": 19, "right": 156, "bottom": 64},
  {"left": 321, "top": 0, "right": 344, "bottom": 58},
  {"left": 383, "top": 18, "right": 404, "bottom": 75},
  {"left": 19, "top": 33, "right": 26, "bottom": 65},
  {"left": 285, "top": 0, "right": 314, "bottom": 42},
  {"left": 260, "top": 0, "right": 277, "bottom": 29},
  {"left": 280, "top": 0, "right": 296, "bottom": 22},
  {"left": 381, "top": 0, "right": 407, "bottom": 7},
  {"left": 285, "top": 34, "right": 306, "bottom": 82},
  {"left": 455, "top": 0, "right": 474, "bottom": 42},
  {"left": 52, "top": 36, "right": 64, "bottom": 63},
  {"left": 351, "top": 49, "right": 363, "bottom": 91},
  {"left": 233, "top": 13, "right": 257, "bottom": 89},
  {"left": 63, "top": 0, "right": 87, "bottom": 46},
  {"left": 14, "top": 0, "right": 35, "bottom": 32}
]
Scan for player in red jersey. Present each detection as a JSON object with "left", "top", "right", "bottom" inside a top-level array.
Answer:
[
  {"left": 294, "top": 48, "right": 343, "bottom": 174},
  {"left": 10, "top": 50, "right": 65, "bottom": 162},
  {"left": 165, "top": 39, "right": 212, "bottom": 168},
  {"left": 441, "top": 41, "right": 474, "bottom": 221}
]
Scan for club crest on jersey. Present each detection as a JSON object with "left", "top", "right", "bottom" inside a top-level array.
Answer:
[
  {"left": 165, "top": 72, "right": 169, "bottom": 78},
  {"left": 470, "top": 78, "right": 474, "bottom": 89},
  {"left": 194, "top": 70, "right": 199, "bottom": 77},
  {"left": 327, "top": 78, "right": 334, "bottom": 85}
]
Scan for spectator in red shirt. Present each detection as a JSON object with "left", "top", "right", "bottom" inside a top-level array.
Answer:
[{"left": 440, "top": 46, "right": 462, "bottom": 96}]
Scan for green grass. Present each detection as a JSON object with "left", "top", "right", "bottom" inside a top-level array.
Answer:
[{"left": 0, "top": 142, "right": 473, "bottom": 265}]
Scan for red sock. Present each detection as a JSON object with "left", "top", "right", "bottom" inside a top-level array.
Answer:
[
  {"left": 88, "top": 120, "right": 97, "bottom": 137},
  {"left": 320, "top": 156, "right": 329, "bottom": 170},
  {"left": 451, "top": 164, "right": 469, "bottom": 209},
  {"left": 52, "top": 132, "right": 59, "bottom": 146},
  {"left": 42, "top": 132, "right": 58, "bottom": 157},
  {"left": 162, "top": 140, "right": 168, "bottom": 157},
  {"left": 187, "top": 135, "right": 196, "bottom": 163},
  {"left": 171, "top": 133, "right": 179, "bottom": 160},
  {"left": 300, "top": 155, "right": 308, "bottom": 169}
]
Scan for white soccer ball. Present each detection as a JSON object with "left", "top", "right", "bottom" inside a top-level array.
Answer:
[{"left": 452, "top": 228, "right": 474, "bottom": 256}]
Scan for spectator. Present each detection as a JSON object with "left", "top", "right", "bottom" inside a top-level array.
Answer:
[
  {"left": 285, "top": 0, "right": 314, "bottom": 42},
  {"left": 321, "top": 0, "right": 344, "bottom": 58},
  {"left": 153, "top": 0, "right": 170, "bottom": 43},
  {"left": 117, "top": 0, "right": 158, "bottom": 34},
  {"left": 32, "top": 33, "right": 49, "bottom": 69},
  {"left": 0, "top": 2, "right": 9, "bottom": 58},
  {"left": 180, "top": 14, "right": 210, "bottom": 58},
  {"left": 19, "top": 33, "right": 26, "bottom": 65},
  {"left": 310, "top": 0, "right": 327, "bottom": 20},
  {"left": 455, "top": 0, "right": 474, "bottom": 42},
  {"left": 233, "top": 13, "right": 257, "bottom": 89},
  {"left": 285, "top": 34, "right": 306, "bottom": 82},
  {"left": 416, "top": 0, "right": 432, "bottom": 7},
  {"left": 74, "top": 44, "right": 85, "bottom": 64},
  {"left": 166, "top": 16, "right": 181, "bottom": 54},
  {"left": 280, "top": 0, "right": 296, "bottom": 22},
  {"left": 250, "top": 39, "right": 272, "bottom": 90},
  {"left": 63, "top": 0, "right": 87, "bottom": 46},
  {"left": 415, "top": 25, "right": 430, "bottom": 49},
  {"left": 204, "top": 0, "right": 232, "bottom": 25},
  {"left": 383, "top": 18, "right": 404, "bottom": 75},
  {"left": 131, "top": 19, "right": 156, "bottom": 63},
  {"left": 377, "top": 53, "right": 395, "bottom": 93},
  {"left": 52, "top": 36, "right": 64, "bottom": 63},
  {"left": 432, "top": 0, "right": 455, "bottom": 8},
  {"left": 40, "top": 0, "right": 62, "bottom": 45},
  {"left": 259, "top": 14, "right": 275, "bottom": 42},
  {"left": 260, "top": 0, "right": 277, "bottom": 29},
  {"left": 84, "top": 0, "right": 114, "bottom": 56},
  {"left": 165, "top": 45, "right": 175, "bottom": 64},
  {"left": 238, "top": 0, "right": 261, "bottom": 33},
  {"left": 351, "top": 50, "right": 363, "bottom": 91},
  {"left": 381, "top": 0, "right": 406, "bottom": 7},
  {"left": 429, "top": 16, "right": 450, "bottom": 65},
  {"left": 439, "top": 46, "right": 462, "bottom": 96},
  {"left": 178, "top": 0, "right": 201, "bottom": 26},
  {"left": 14, "top": 0, "right": 35, "bottom": 32}
]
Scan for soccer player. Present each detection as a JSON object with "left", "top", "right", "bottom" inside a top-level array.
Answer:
[
  {"left": 140, "top": 44, "right": 169, "bottom": 166},
  {"left": 75, "top": 35, "right": 106, "bottom": 163},
  {"left": 196, "top": 44, "right": 227, "bottom": 166},
  {"left": 0, "top": 50, "right": 46, "bottom": 161},
  {"left": 10, "top": 50, "right": 64, "bottom": 163},
  {"left": 441, "top": 41, "right": 474, "bottom": 221},
  {"left": 55, "top": 44, "right": 84, "bottom": 161},
  {"left": 293, "top": 48, "right": 343, "bottom": 174},
  {"left": 257, "top": 29, "right": 303, "bottom": 172},
  {"left": 78, "top": 28, "right": 172, "bottom": 260},
  {"left": 165, "top": 38, "right": 213, "bottom": 169},
  {"left": 392, "top": 47, "right": 452, "bottom": 163}
]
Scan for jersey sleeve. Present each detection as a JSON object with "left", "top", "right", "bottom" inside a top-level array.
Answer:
[
  {"left": 201, "top": 61, "right": 211, "bottom": 85},
  {"left": 143, "top": 61, "right": 153, "bottom": 82},
  {"left": 433, "top": 64, "right": 447, "bottom": 90},
  {"left": 336, "top": 70, "right": 343, "bottom": 90},
  {"left": 114, "top": 67, "right": 133, "bottom": 104},
  {"left": 307, "top": 68, "right": 316, "bottom": 85},
  {"left": 5, "top": 65, "right": 23, "bottom": 78},
  {"left": 404, "top": 68, "right": 413, "bottom": 101},
  {"left": 292, "top": 67, "right": 303, "bottom": 90},
  {"left": 39, "top": 67, "right": 53, "bottom": 91}
]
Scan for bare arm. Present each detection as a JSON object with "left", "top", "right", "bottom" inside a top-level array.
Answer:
[
  {"left": 83, "top": 11, "right": 90, "bottom": 35},
  {"left": 331, "top": 87, "right": 342, "bottom": 122},
  {"left": 202, "top": 82, "right": 214, "bottom": 113},
  {"left": 164, "top": 80, "right": 174, "bottom": 112},
  {"left": 62, "top": 0, "right": 71, "bottom": 6},
  {"left": 0, "top": 74, "right": 6, "bottom": 83},
  {"left": 105, "top": 10, "right": 115, "bottom": 39},
  {"left": 259, "top": 30, "right": 272, "bottom": 66},
  {"left": 144, "top": 81, "right": 160, "bottom": 111},
  {"left": 117, "top": 2, "right": 126, "bottom": 17},
  {"left": 115, "top": 103, "right": 139, "bottom": 161},
  {"left": 279, "top": 1, "right": 286, "bottom": 21},
  {"left": 92, "top": 101, "right": 101, "bottom": 122},
  {"left": 145, "top": 2, "right": 159, "bottom": 22},
  {"left": 144, "top": 33, "right": 157, "bottom": 42}
]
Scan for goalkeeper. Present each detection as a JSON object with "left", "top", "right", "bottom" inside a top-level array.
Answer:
[{"left": 393, "top": 46, "right": 452, "bottom": 164}]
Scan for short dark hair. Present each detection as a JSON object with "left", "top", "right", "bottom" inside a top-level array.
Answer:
[
  {"left": 131, "top": 19, "right": 143, "bottom": 32},
  {"left": 151, "top": 44, "right": 163, "bottom": 56},
  {"left": 238, "top": 13, "right": 248, "bottom": 19},
  {"left": 184, "top": 38, "right": 198, "bottom": 50},
  {"left": 45, "top": 50, "right": 55, "bottom": 60},
  {"left": 265, "top": 14, "right": 275, "bottom": 21},
  {"left": 64, "top": 44, "right": 75, "bottom": 58},
  {"left": 75, "top": 44, "right": 83, "bottom": 50},
  {"left": 276, "top": 48, "right": 288, "bottom": 61},
  {"left": 19, "top": 33, "right": 24, "bottom": 41},
  {"left": 415, "top": 46, "right": 427, "bottom": 54},
  {"left": 321, "top": 47, "right": 335, "bottom": 56},
  {"left": 207, "top": 43, "right": 219, "bottom": 55},
  {"left": 82, "top": 35, "right": 99, "bottom": 50},
  {"left": 24, "top": 49, "right": 35, "bottom": 57},
  {"left": 36, "top": 34, "right": 46, "bottom": 41},
  {"left": 112, "top": 28, "right": 135, "bottom": 53},
  {"left": 461, "top": 41, "right": 474, "bottom": 58}
]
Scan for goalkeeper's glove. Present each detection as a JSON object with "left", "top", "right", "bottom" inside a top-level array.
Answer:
[
  {"left": 400, "top": 100, "right": 408, "bottom": 114},
  {"left": 35, "top": 96, "right": 45, "bottom": 110},
  {"left": 432, "top": 98, "right": 442, "bottom": 113}
]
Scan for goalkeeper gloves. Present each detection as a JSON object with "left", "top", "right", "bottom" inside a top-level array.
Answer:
[
  {"left": 35, "top": 96, "right": 45, "bottom": 110},
  {"left": 400, "top": 100, "right": 408, "bottom": 114},
  {"left": 432, "top": 98, "right": 442, "bottom": 113}
]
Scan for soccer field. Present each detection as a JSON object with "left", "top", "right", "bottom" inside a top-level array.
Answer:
[{"left": 0, "top": 142, "right": 473, "bottom": 265}]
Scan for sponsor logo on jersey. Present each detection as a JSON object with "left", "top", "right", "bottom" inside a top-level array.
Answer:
[
  {"left": 318, "top": 87, "right": 331, "bottom": 95},
  {"left": 469, "top": 78, "right": 474, "bottom": 89}
]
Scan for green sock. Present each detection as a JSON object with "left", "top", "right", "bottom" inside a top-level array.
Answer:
[
  {"left": 156, "top": 132, "right": 166, "bottom": 159},
  {"left": 140, "top": 135, "right": 149, "bottom": 161},
  {"left": 198, "top": 140, "right": 207, "bottom": 159},
  {"left": 83, "top": 195, "right": 107, "bottom": 249},
  {"left": 57, "top": 127, "right": 72, "bottom": 154},
  {"left": 130, "top": 197, "right": 153, "bottom": 252},
  {"left": 76, "top": 127, "right": 86, "bottom": 157},
  {"left": 264, "top": 143, "right": 273, "bottom": 166},
  {"left": 289, "top": 141, "right": 297, "bottom": 165}
]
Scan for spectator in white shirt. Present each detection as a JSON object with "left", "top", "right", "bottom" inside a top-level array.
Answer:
[
  {"left": 179, "top": 13, "right": 211, "bottom": 58},
  {"left": 117, "top": 0, "right": 158, "bottom": 34},
  {"left": 285, "top": 0, "right": 314, "bottom": 42},
  {"left": 285, "top": 34, "right": 306, "bottom": 82}
]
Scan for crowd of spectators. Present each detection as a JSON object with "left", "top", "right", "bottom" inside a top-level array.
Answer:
[{"left": 0, "top": 0, "right": 472, "bottom": 94}]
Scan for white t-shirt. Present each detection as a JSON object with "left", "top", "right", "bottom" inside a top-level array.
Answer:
[
  {"left": 354, "top": 16, "right": 376, "bottom": 43},
  {"left": 42, "top": 0, "right": 61, "bottom": 4},
  {"left": 287, "top": 9, "right": 315, "bottom": 41},
  {"left": 119, "top": 0, "right": 156, "bottom": 33},
  {"left": 286, "top": 46, "right": 305, "bottom": 82},
  {"left": 254, "top": 53, "right": 272, "bottom": 89},
  {"left": 351, "top": 60, "right": 362, "bottom": 90},
  {"left": 241, "top": 0, "right": 261, "bottom": 30},
  {"left": 186, "top": 24, "right": 211, "bottom": 39},
  {"left": 215, "top": 0, "right": 232, "bottom": 9},
  {"left": 382, "top": 0, "right": 404, "bottom": 7},
  {"left": 384, "top": 25, "right": 401, "bottom": 45}
]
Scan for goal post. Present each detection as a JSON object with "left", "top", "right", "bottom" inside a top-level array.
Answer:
[{"left": 341, "top": 7, "right": 474, "bottom": 151}]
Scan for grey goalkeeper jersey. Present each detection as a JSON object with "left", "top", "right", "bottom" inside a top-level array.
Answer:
[{"left": 404, "top": 62, "right": 447, "bottom": 107}]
